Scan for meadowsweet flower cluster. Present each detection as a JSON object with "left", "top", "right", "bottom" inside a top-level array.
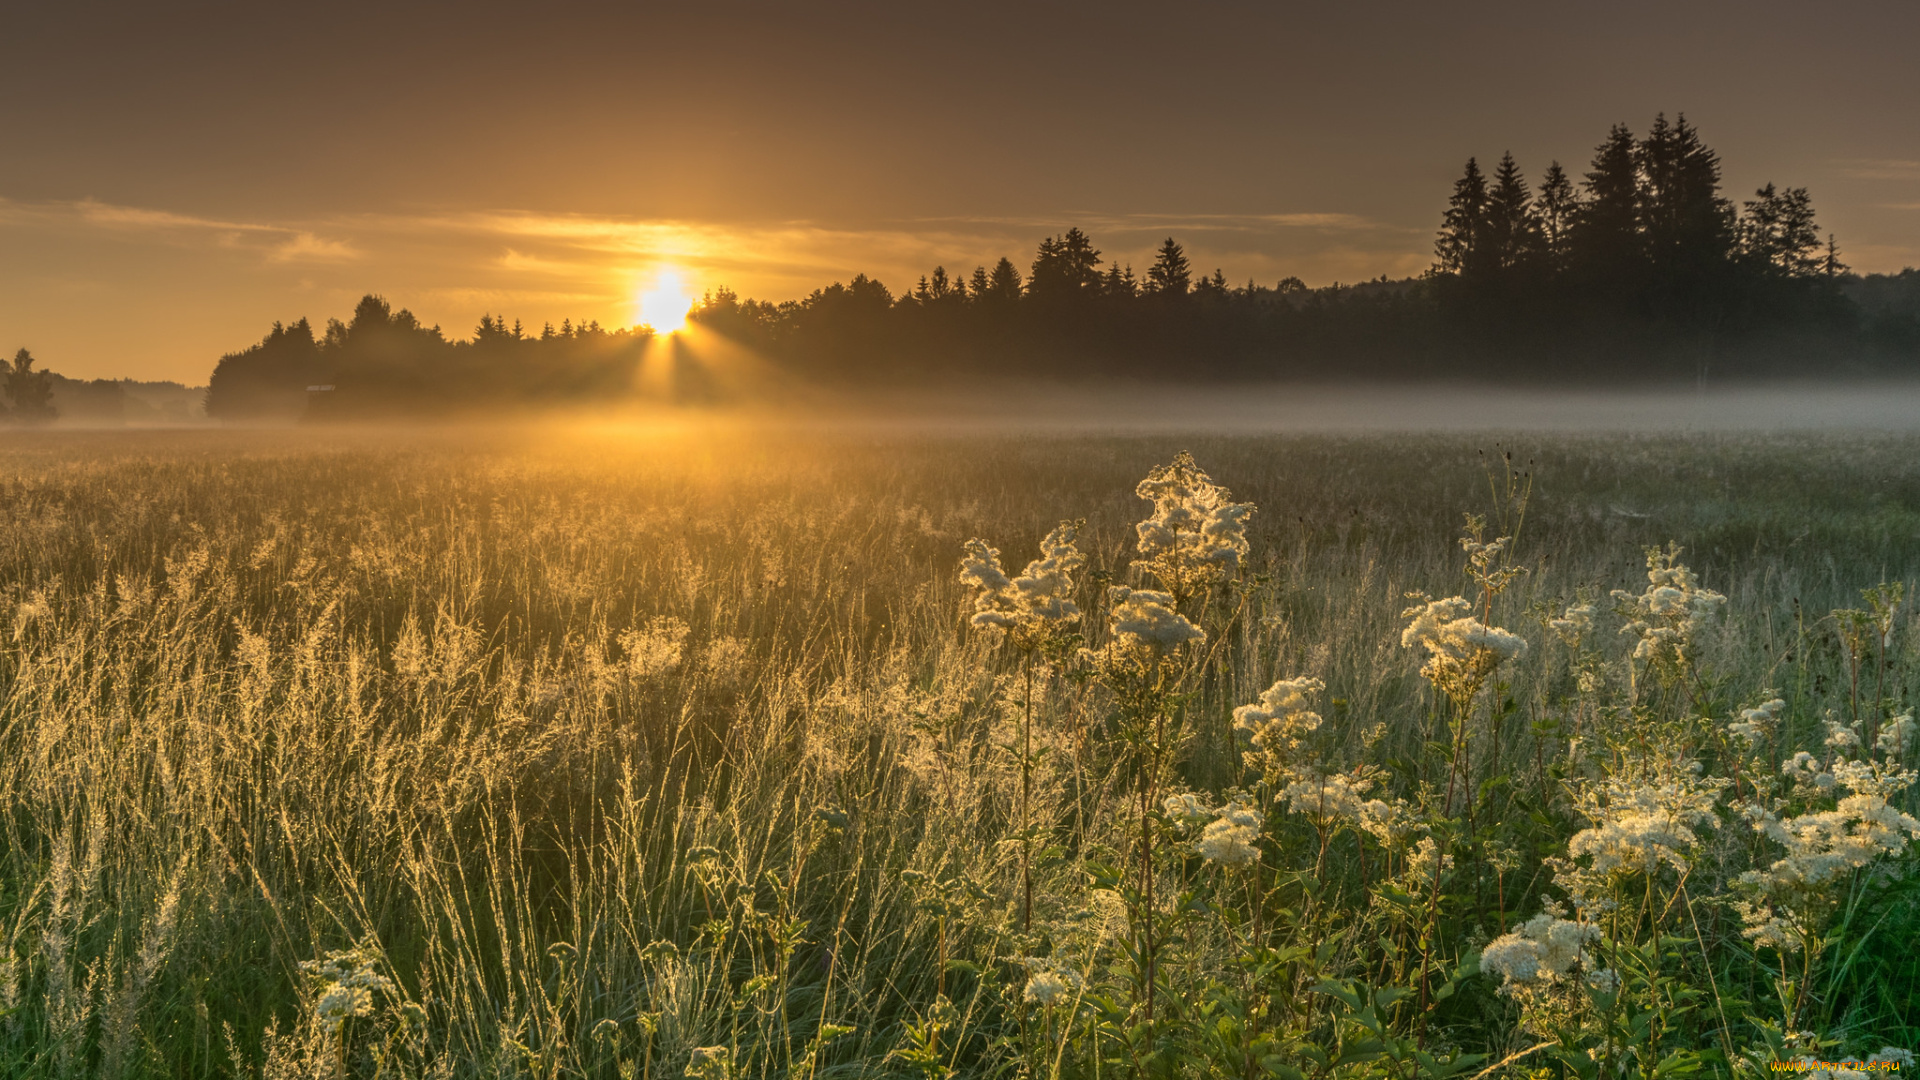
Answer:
[
  {"left": 1278, "top": 770, "right": 1372, "bottom": 828},
  {"left": 1563, "top": 768, "right": 1725, "bottom": 880},
  {"left": 1480, "top": 913, "right": 1601, "bottom": 991},
  {"left": 1406, "top": 837, "right": 1454, "bottom": 892},
  {"left": 1020, "top": 958, "right": 1084, "bottom": 1006},
  {"left": 1728, "top": 696, "right": 1787, "bottom": 746},
  {"left": 1401, "top": 595, "right": 1528, "bottom": 703},
  {"left": 1736, "top": 742, "right": 1920, "bottom": 954},
  {"left": 1105, "top": 587, "right": 1203, "bottom": 655},
  {"left": 1744, "top": 762, "right": 1920, "bottom": 892},
  {"left": 1548, "top": 601, "right": 1596, "bottom": 647},
  {"left": 1232, "top": 676, "right": 1324, "bottom": 783},
  {"left": 1612, "top": 544, "right": 1725, "bottom": 677},
  {"left": 298, "top": 946, "right": 392, "bottom": 1035},
  {"left": 1161, "top": 792, "right": 1213, "bottom": 825},
  {"left": 1355, "top": 796, "right": 1425, "bottom": 850},
  {"left": 1825, "top": 719, "right": 1863, "bottom": 752},
  {"left": 1461, "top": 523, "right": 1527, "bottom": 599},
  {"left": 959, "top": 522, "right": 1087, "bottom": 646},
  {"left": 1131, "top": 451, "right": 1255, "bottom": 602},
  {"left": 1196, "top": 803, "right": 1263, "bottom": 864}
]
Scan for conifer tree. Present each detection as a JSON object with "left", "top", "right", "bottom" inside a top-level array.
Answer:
[
  {"left": 1434, "top": 157, "right": 1490, "bottom": 277},
  {"left": 1483, "top": 152, "right": 1542, "bottom": 274},
  {"left": 1027, "top": 228, "right": 1102, "bottom": 301},
  {"left": 1570, "top": 124, "right": 1642, "bottom": 284},
  {"left": 982, "top": 258, "right": 1022, "bottom": 303},
  {"left": 1534, "top": 161, "right": 1578, "bottom": 264},
  {"left": 3, "top": 348, "right": 56, "bottom": 423},
  {"left": 1145, "top": 237, "right": 1192, "bottom": 296},
  {"left": 1739, "top": 183, "right": 1823, "bottom": 276},
  {"left": 1638, "top": 114, "right": 1733, "bottom": 276}
]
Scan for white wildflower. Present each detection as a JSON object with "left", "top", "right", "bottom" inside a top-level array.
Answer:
[
  {"left": 1869, "top": 1049, "right": 1915, "bottom": 1069},
  {"left": 1744, "top": 761, "right": 1920, "bottom": 893},
  {"left": 1548, "top": 602, "right": 1594, "bottom": 646},
  {"left": 1011, "top": 522, "right": 1086, "bottom": 622},
  {"left": 1732, "top": 897, "right": 1807, "bottom": 954},
  {"left": 1020, "top": 958, "right": 1082, "bottom": 1006},
  {"left": 1279, "top": 771, "right": 1372, "bottom": 827},
  {"left": 1405, "top": 836, "right": 1453, "bottom": 889},
  {"left": 959, "top": 539, "right": 1018, "bottom": 630},
  {"left": 1131, "top": 451, "right": 1256, "bottom": 600},
  {"left": 1196, "top": 803, "right": 1262, "bottom": 864},
  {"left": 1826, "top": 720, "right": 1863, "bottom": 752},
  {"left": 1357, "top": 797, "right": 1425, "bottom": 849},
  {"left": 1782, "top": 751, "right": 1832, "bottom": 789},
  {"left": 1727, "top": 697, "right": 1786, "bottom": 747},
  {"left": 1106, "top": 587, "right": 1203, "bottom": 653},
  {"left": 1583, "top": 968, "right": 1621, "bottom": 994},
  {"left": 1564, "top": 768, "right": 1723, "bottom": 879},
  {"left": 298, "top": 946, "right": 392, "bottom": 1035},
  {"left": 1401, "top": 596, "right": 1526, "bottom": 703},
  {"left": 1233, "top": 676, "right": 1323, "bottom": 782},
  {"left": 1162, "top": 792, "right": 1212, "bottom": 824},
  {"left": 1611, "top": 544, "right": 1724, "bottom": 676},
  {"left": 961, "top": 524, "right": 1089, "bottom": 647},
  {"left": 1479, "top": 913, "right": 1600, "bottom": 989}
]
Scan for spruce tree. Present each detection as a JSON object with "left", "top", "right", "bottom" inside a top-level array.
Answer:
[
  {"left": 1434, "top": 157, "right": 1490, "bottom": 277},
  {"left": 1638, "top": 114, "right": 1733, "bottom": 277},
  {"left": 1739, "top": 183, "right": 1823, "bottom": 276},
  {"left": 983, "top": 258, "right": 1022, "bottom": 303},
  {"left": 1534, "top": 161, "right": 1578, "bottom": 265},
  {"left": 1145, "top": 237, "right": 1192, "bottom": 296},
  {"left": 1569, "top": 123, "right": 1642, "bottom": 287},
  {"left": 1483, "top": 152, "right": 1542, "bottom": 274},
  {"left": 1027, "top": 228, "right": 1103, "bottom": 300}
]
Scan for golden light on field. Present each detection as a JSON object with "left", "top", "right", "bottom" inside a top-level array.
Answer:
[{"left": 636, "top": 268, "right": 696, "bottom": 334}]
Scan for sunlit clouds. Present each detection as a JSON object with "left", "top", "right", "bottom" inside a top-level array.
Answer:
[{"left": 0, "top": 193, "right": 1441, "bottom": 381}]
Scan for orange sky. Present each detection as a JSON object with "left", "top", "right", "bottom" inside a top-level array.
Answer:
[{"left": 4, "top": 0, "right": 1918, "bottom": 383}]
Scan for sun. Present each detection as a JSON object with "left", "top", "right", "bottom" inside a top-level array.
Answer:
[{"left": 637, "top": 269, "right": 695, "bottom": 334}]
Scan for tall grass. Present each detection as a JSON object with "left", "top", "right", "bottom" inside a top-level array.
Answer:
[{"left": 0, "top": 426, "right": 1916, "bottom": 1077}]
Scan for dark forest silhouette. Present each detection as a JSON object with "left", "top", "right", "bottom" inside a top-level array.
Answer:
[{"left": 188, "top": 114, "right": 1920, "bottom": 420}]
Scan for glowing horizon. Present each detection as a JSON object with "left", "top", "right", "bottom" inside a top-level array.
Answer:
[{"left": 3, "top": 3, "right": 1917, "bottom": 382}]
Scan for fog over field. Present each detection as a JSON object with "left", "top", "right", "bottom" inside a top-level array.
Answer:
[{"left": 757, "top": 379, "right": 1920, "bottom": 435}]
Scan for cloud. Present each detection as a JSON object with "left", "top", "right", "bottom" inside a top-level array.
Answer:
[
  {"left": 1836, "top": 159, "right": 1920, "bottom": 181},
  {"left": 2, "top": 197, "right": 364, "bottom": 264},
  {"left": 269, "top": 232, "right": 360, "bottom": 263},
  {"left": 908, "top": 209, "right": 1413, "bottom": 236}
]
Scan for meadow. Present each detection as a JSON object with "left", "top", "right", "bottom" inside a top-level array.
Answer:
[{"left": 0, "top": 425, "right": 1916, "bottom": 1078}]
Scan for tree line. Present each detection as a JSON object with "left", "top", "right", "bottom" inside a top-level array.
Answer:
[
  {"left": 693, "top": 113, "right": 1914, "bottom": 382},
  {"left": 198, "top": 112, "right": 1920, "bottom": 419},
  {"left": 204, "top": 296, "right": 649, "bottom": 420}
]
